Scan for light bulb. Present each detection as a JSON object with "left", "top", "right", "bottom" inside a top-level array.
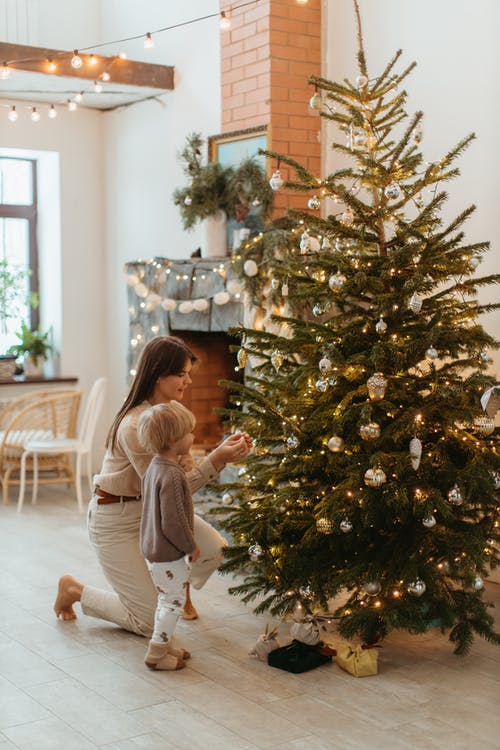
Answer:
[
  {"left": 68, "top": 99, "right": 77, "bottom": 112},
  {"left": 296, "top": 0, "right": 308, "bottom": 4},
  {"left": 144, "top": 32, "right": 154, "bottom": 49},
  {"left": 71, "top": 50, "right": 83, "bottom": 69},
  {"left": 119, "top": 52, "right": 127, "bottom": 59},
  {"left": 94, "top": 80, "right": 103, "bottom": 93},
  {"left": 1, "top": 63, "right": 10, "bottom": 80},
  {"left": 7, "top": 106, "right": 18, "bottom": 122},
  {"left": 30, "top": 107, "right": 41, "bottom": 122},
  {"left": 220, "top": 11, "right": 231, "bottom": 30},
  {"left": 101, "top": 71, "right": 110, "bottom": 82},
  {"left": 47, "top": 58, "right": 56, "bottom": 73},
  {"left": 74, "top": 92, "right": 83, "bottom": 103},
  {"left": 89, "top": 54, "right": 97, "bottom": 66},
  {"left": 48, "top": 105, "right": 57, "bottom": 119}
]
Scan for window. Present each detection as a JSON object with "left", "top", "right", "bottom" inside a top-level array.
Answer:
[{"left": 0, "top": 157, "right": 39, "bottom": 351}]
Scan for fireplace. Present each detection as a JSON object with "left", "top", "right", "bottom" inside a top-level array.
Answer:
[{"left": 125, "top": 257, "right": 247, "bottom": 450}]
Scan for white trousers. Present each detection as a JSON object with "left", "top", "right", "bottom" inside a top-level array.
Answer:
[
  {"left": 146, "top": 557, "right": 190, "bottom": 644},
  {"left": 83, "top": 495, "right": 226, "bottom": 637}
]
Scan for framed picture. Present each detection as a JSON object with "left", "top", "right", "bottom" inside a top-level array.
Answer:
[
  {"left": 208, "top": 125, "right": 268, "bottom": 171},
  {"left": 208, "top": 125, "right": 269, "bottom": 249}
]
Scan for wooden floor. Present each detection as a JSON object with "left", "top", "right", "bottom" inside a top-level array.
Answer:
[{"left": 0, "top": 485, "right": 499, "bottom": 750}]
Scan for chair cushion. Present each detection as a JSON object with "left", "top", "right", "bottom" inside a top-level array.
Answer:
[{"left": 1, "top": 430, "right": 54, "bottom": 457}]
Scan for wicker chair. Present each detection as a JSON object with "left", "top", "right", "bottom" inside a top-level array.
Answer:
[{"left": 0, "top": 389, "right": 82, "bottom": 505}]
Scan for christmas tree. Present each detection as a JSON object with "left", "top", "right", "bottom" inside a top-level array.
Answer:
[{"left": 216, "top": 0, "right": 500, "bottom": 654}]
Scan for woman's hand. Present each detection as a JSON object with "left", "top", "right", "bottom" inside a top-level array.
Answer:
[{"left": 209, "top": 432, "right": 251, "bottom": 470}]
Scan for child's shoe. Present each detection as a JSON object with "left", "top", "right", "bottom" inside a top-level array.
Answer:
[{"left": 145, "top": 641, "right": 185, "bottom": 671}]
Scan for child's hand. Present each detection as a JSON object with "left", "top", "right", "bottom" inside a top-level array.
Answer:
[{"left": 189, "top": 545, "right": 200, "bottom": 563}]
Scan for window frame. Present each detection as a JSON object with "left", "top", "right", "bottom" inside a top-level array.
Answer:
[{"left": 0, "top": 157, "right": 39, "bottom": 330}]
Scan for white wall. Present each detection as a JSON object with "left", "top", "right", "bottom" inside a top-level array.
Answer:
[
  {"left": 0, "top": 1, "right": 221, "bottom": 462},
  {"left": 325, "top": 0, "right": 500, "bottom": 381}
]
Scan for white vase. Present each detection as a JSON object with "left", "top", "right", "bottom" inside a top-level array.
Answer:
[
  {"left": 201, "top": 210, "right": 228, "bottom": 258},
  {"left": 23, "top": 355, "right": 44, "bottom": 377}
]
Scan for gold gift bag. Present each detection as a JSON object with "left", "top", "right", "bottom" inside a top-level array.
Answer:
[{"left": 335, "top": 641, "right": 379, "bottom": 677}]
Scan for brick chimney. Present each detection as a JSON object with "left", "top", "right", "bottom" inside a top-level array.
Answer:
[{"left": 220, "top": 0, "right": 322, "bottom": 215}]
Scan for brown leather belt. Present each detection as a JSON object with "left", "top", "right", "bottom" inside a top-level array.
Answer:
[{"left": 95, "top": 488, "right": 141, "bottom": 505}]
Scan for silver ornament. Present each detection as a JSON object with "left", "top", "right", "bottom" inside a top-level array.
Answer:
[
  {"left": 468, "top": 256, "right": 479, "bottom": 270},
  {"left": 359, "top": 422, "right": 380, "bottom": 441},
  {"left": 407, "top": 579, "right": 426, "bottom": 597},
  {"left": 422, "top": 515, "right": 436, "bottom": 528},
  {"left": 366, "top": 372, "right": 387, "bottom": 400},
  {"left": 309, "top": 92, "right": 322, "bottom": 110},
  {"left": 328, "top": 375, "right": 338, "bottom": 387},
  {"left": 408, "top": 292, "right": 423, "bottom": 313},
  {"left": 316, "top": 518, "right": 333, "bottom": 534},
  {"left": 353, "top": 129, "right": 367, "bottom": 147},
  {"left": 222, "top": 492, "right": 234, "bottom": 505},
  {"left": 287, "top": 435, "right": 299, "bottom": 449},
  {"left": 409, "top": 437, "right": 423, "bottom": 470},
  {"left": 375, "top": 316, "right": 387, "bottom": 334},
  {"left": 321, "top": 236, "right": 332, "bottom": 250},
  {"left": 493, "top": 471, "right": 500, "bottom": 490},
  {"left": 340, "top": 518, "right": 353, "bottom": 534},
  {"left": 473, "top": 415, "right": 495, "bottom": 437},
  {"left": 308, "top": 195, "right": 321, "bottom": 210},
  {"left": 425, "top": 346, "right": 438, "bottom": 361},
  {"left": 479, "top": 350, "right": 489, "bottom": 363},
  {"left": 269, "top": 170, "right": 284, "bottom": 191},
  {"left": 237, "top": 465, "right": 248, "bottom": 477},
  {"left": 271, "top": 277, "right": 280, "bottom": 290},
  {"left": 384, "top": 182, "right": 401, "bottom": 200},
  {"left": 184, "top": 195, "right": 192, "bottom": 205},
  {"left": 319, "top": 356, "right": 332, "bottom": 374},
  {"left": 327, "top": 435, "right": 344, "bottom": 452},
  {"left": 248, "top": 543, "right": 263, "bottom": 561},
  {"left": 356, "top": 74, "right": 368, "bottom": 89},
  {"left": 364, "top": 467, "right": 386, "bottom": 487},
  {"left": 300, "top": 231, "right": 321, "bottom": 253},
  {"left": 412, "top": 125, "right": 423, "bottom": 144},
  {"left": 270, "top": 350, "right": 284, "bottom": 371},
  {"left": 472, "top": 575, "right": 484, "bottom": 591},
  {"left": 328, "top": 272, "right": 346, "bottom": 291},
  {"left": 315, "top": 378, "right": 329, "bottom": 393},
  {"left": 312, "top": 304, "right": 323, "bottom": 317},
  {"left": 447, "top": 484, "right": 463, "bottom": 506},
  {"left": 363, "top": 581, "right": 381, "bottom": 596},
  {"left": 340, "top": 207, "right": 354, "bottom": 226},
  {"left": 243, "top": 259, "right": 258, "bottom": 277}
]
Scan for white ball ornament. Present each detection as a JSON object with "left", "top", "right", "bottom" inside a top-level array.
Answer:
[
  {"left": 319, "top": 356, "right": 332, "bottom": 374},
  {"left": 422, "top": 515, "right": 436, "bottom": 529},
  {"left": 269, "top": 170, "right": 284, "bottom": 191},
  {"left": 407, "top": 579, "right": 426, "bottom": 597},
  {"left": 227, "top": 279, "right": 242, "bottom": 295},
  {"left": 309, "top": 91, "right": 322, "bottom": 110},
  {"left": 161, "top": 298, "right": 177, "bottom": 311},
  {"left": 134, "top": 283, "right": 148, "bottom": 298},
  {"left": 472, "top": 576, "right": 484, "bottom": 591},
  {"left": 178, "top": 300, "right": 194, "bottom": 314},
  {"left": 222, "top": 492, "right": 234, "bottom": 505},
  {"left": 363, "top": 581, "right": 381, "bottom": 596},
  {"left": 145, "top": 292, "right": 162, "bottom": 311},
  {"left": 300, "top": 231, "right": 321, "bottom": 253},
  {"left": 315, "top": 378, "right": 328, "bottom": 393},
  {"left": 359, "top": 422, "right": 380, "bottom": 441},
  {"left": 340, "top": 518, "right": 353, "bottom": 534},
  {"left": 248, "top": 543, "right": 264, "bottom": 561},
  {"left": 213, "top": 291, "right": 230, "bottom": 306},
  {"left": 425, "top": 346, "right": 438, "bottom": 361},
  {"left": 286, "top": 435, "right": 299, "bottom": 449},
  {"left": 375, "top": 316, "right": 387, "bottom": 334},
  {"left": 308, "top": 195, "right": 321, "bottom": 210},
  {"left": 328, "top": 272, "right": 346, "bottom": 291},
  {"left": 243, "top": 259, "right": 258, "bottom": 277},
  {"left": 192, "top": 298, "right": 209, "bottom": 312},
  {"left": 384, "top": 182, "right": 401, "bottom": 200},
  {"left": 447, "top": 484, "right": 463, "bottom": 506},
  {"left": 184, "top": 195, "right": 192, "bottom": 205},
  {"left": 328, "top": 436, "right": 344, "bottom": 452}
]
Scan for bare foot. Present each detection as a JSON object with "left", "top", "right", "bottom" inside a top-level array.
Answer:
[
  {"left": 182, "top": 604, "right": 199, "bottom": 621},
  {"left": 54, "top": 574, "right": 84, "bottom": 621},
  {"left": 182, "top": 581, "right": 198, "bottom": 620}
]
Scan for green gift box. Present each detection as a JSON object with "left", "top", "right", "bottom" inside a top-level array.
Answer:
[{"left": 267, "top": 639, "right": 332, "bottom": 674}]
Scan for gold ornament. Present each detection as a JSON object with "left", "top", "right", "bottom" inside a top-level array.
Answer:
[
  {"left": 366, "top": 372, "right": 387, "bottom": 400},
  {"left": 316, "top": 518, "right": 333, "bottom": 534},
  {"left": 270, "top": 350, "right": 284, "bottom": 371},
  {"left": 473, "top": 415, "right": 495, "bottom": 437},
  {"left": 359, "top": 422, "right": 380, "bottom": 440},
  {"left": 237, "top": 348, "right": 248, "bottom": 368},
  {"left": 364, "top": 467, "right": 386, "bottom": 487}
]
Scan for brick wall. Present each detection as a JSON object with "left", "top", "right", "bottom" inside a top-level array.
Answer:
[{"left": 220, "top": 0, "right": 322, "bottom": 216}]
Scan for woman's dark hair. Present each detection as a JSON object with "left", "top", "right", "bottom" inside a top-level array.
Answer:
[{"left": 106, "top": 336, "right": 197, "bottom": 450}]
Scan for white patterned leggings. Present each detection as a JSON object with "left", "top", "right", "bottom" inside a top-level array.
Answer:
[{"left": 146, "top": 556, "right": 191, "bottom": 644}]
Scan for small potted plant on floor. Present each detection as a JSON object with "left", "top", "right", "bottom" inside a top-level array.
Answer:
[{"left": 8, "top": 323, "right": 52, "bottom": 377}]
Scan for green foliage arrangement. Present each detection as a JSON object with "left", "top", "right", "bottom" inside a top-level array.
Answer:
[
  {"left": 0, "top": 260, "right": 39, "bottom": 341},
  {"left": 8, "top": 323, "right": 52, "bottom": 366},
  {"left": 173, "top": 132, "right": 273, "bottom": 230}
]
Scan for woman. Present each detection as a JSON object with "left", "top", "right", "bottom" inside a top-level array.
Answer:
[{"left": 54, "top": 336, "right": 250, "bottom": 637}]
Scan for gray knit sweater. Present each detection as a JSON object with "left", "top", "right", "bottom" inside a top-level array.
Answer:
[{"left": 140, "top": 456, "right": 195, "bottom": 563}]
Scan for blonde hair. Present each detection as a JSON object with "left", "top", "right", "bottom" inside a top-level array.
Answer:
[{"left": 137, "top": 400, "right": 195, "bottom": 454}]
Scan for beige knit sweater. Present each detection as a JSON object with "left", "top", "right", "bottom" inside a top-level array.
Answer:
[{"left": 93, "top": 401, "right": 218, "bottom": 497}]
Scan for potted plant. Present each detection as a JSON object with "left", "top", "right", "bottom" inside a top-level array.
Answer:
[
  {"left": 0, "top": 260, "right": 39, "bottom": 377},
  {"left": 173, "top": 133, "right": 273, "bottom": 257},
  {"left": 8, "top": 323, "right": 52, "bottom": 376}
]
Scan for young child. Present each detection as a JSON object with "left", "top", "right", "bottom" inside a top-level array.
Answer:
[{"left": 137, "top": 400, "right": 199, "bottom": 671}]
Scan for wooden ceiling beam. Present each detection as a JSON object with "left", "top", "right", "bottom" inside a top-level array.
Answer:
[{"left": 0, "top": 42, "right": 174, "bottom": 90}]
